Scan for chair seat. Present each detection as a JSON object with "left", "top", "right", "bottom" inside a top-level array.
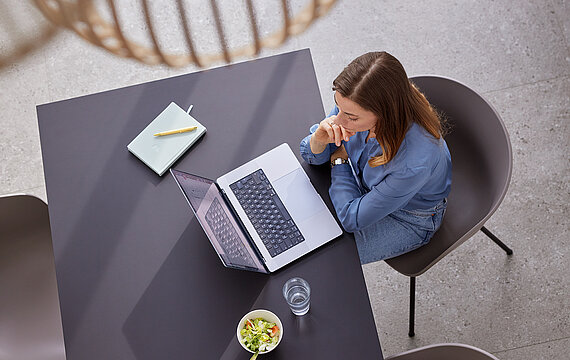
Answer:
[{"left": 386, "top": 159, "right": 491, "bottom": 276}]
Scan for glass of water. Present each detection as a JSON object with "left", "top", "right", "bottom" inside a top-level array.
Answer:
[{"left": 282, "top": 277, "right": 311, "bottom": 316}]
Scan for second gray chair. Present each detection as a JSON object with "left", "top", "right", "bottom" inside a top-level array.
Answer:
[
  {"left": 0, "top": 194, "right": 66, "bottom": 360},
  {"left": 385, "top": 343, "right": 500, "bottom": 360},
  {"left": 385, "top": 75, "right": 514, "bottom": 336}
]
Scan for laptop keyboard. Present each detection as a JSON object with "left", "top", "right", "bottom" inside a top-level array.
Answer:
[
  {"left": 229, "top": 169, "right": 305, "bottom": 258},
  {"left": 205, "top": 197, "right": 256, "bottom": 267}
]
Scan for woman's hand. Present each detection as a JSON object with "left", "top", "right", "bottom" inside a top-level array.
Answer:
[{"left": 310, "top": 116, "right": 355, "bottom": 154}]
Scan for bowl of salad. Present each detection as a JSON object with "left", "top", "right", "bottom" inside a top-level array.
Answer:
[{"left": 237, "top": 309, "right": 283, "bottom": 358}]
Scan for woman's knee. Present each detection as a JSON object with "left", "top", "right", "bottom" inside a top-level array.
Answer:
[{"left": 354, "top": 218, "right": 430, "bottom": 263}]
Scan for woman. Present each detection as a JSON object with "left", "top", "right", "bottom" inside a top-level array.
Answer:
[{"left": 300, "top": 51, "right": 452, "bottom": 264}]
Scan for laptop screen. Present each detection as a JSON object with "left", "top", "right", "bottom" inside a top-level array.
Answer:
[{"left": 171, "top": 169, "right": 267, "bottom": 273}]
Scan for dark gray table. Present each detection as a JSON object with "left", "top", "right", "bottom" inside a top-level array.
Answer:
[{"left": 37, "top": 49, "right": 383, "bottom": 359}]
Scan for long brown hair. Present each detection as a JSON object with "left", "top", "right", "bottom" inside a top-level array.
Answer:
[{"left": 333, "top": 52, "right": 442, "bottom": 167}]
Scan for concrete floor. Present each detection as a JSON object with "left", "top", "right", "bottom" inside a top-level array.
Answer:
[{"left": 1, "top": 0, "right": 568, "bottom": 358}]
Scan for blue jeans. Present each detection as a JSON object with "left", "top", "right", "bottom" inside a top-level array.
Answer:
[{"left": 354, "top": 199, "right": 447, "bottom": 264}]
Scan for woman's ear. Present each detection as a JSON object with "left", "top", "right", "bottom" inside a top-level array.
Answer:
[{"left": 372, "top": 120, "right": 380, "bottom": 136}]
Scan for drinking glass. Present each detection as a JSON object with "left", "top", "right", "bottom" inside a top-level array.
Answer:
[{"left": 282, "top": 277, "right": 310, "bottom": 315}]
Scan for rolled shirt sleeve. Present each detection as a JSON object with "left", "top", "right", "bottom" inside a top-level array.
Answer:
[{"left": 330, "top": 165, "right": 432, "bottom": 232}]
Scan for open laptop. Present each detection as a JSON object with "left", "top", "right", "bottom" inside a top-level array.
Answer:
[{"left": 171, "top": 143, "right": 342, "bottom": 273}]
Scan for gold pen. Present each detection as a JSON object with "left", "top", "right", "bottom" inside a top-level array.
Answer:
[{"left": 153, "top": 126, "right": 197, "bottom": 137}]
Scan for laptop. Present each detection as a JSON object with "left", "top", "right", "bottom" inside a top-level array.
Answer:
[{"left": 171, "top": 143, "right": 342, "bottom": 273}]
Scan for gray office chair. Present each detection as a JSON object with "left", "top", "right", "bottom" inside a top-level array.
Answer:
[
  {"left": 385, "top": 343, "right": 500, "bottom": 360},
  {"left": 0, "top": 194, "right": 66, "bottom": 360},
  {"left": 385, "top": 75, "right": 514, "bottom": 336}
]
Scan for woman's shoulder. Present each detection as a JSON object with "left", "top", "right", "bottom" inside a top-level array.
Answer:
[
  {"left": 407, "top": 122, "right": 440, "bottom": 142},
  {"left": 397, "top": 123, "right": 445, "bottom": 168}
]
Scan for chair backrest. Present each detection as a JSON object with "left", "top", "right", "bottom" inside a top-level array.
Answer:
[
  {"left": 0, "top": 194, "right": 66, "bottom": 360},
  {"left": 386, "top": 75, "right": 512, "bottom": 276},
  {"left": 385, "top": 343, "right": 500, "bottom": 360}
]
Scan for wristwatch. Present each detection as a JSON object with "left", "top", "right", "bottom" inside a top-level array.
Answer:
[{"left": 331, "top": 157, "right": 349, "bottom": 168}]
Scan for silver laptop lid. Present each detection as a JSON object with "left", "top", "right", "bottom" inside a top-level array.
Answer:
[{"left": 170, "top": 169, "right": 267, "bottom": 273}]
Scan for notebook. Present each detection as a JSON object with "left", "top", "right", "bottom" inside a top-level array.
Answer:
[
  {"left": 171, "top": 143, "right": 343, "bottom": 273},
  {"left": 127, "top": 102, "right": 206, "bottom": 176}
]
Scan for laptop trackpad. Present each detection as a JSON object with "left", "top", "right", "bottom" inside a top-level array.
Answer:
[{"left": 272, "top": 168, "right": 325, "bottom": 220}]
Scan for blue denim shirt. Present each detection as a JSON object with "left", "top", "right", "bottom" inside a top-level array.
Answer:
[{"left": 300, "top": 106, "right": 452, "bottom": 233}]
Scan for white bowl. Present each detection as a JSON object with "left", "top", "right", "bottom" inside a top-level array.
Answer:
[{"left": 236, "top": 309, "right": 283, "bottom": 354}]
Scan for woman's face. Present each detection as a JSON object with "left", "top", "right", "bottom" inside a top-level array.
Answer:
[{"left": 333, "top": 91, "right": 378, "bottom": 133}]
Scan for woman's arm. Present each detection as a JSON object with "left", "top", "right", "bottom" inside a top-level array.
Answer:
[
  {"left": 300, "top": 105, "right": 347, "bottom": 165},
  {"left": 330, "top": 165, "right": 431, "bottom": 232},
  {"left": 300, "top": 124, "right": 338, "bottom": 165}
]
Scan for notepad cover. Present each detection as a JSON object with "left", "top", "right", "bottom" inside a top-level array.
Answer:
[{"left": 127, "top": 102, "right": 206, "bottom": 176}]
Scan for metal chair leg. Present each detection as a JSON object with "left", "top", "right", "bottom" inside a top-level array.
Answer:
[
  {"left": 480, "top": 226, "right": 513, "bottom": 255},
  {"left": 409, "top": 276, "right": 415, "bottom": 337}
]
